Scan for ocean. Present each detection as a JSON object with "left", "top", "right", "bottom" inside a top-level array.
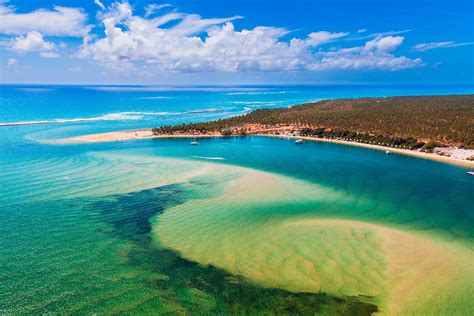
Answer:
[{"left": 1, "top": 84, "right": 473, "bottom": 314}]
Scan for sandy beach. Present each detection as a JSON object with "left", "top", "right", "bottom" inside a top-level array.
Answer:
[
  {"left": 56, "top": 129, "right": 219, "bottom": 144},
  {"left": 57, "top": 128, "right": 474, "bottom": 168}
]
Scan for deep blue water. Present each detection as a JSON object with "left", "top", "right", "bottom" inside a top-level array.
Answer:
[{"left": 2, "top": 84, "right": 473, "bottom": 129}]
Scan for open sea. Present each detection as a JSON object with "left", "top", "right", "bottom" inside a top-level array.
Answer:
[{"left": 1, "top": 84, "right": 473, "bottom": 314}]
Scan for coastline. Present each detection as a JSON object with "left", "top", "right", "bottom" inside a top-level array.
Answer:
[
  {"left": 267, "top": 134, "right": 474, "bottom": 168},
  {"left": 55, "top": 129, "right": 219, "bottom": 144},
  {"left": 57, "top": 129, "right": 474, "bottom": 168}
]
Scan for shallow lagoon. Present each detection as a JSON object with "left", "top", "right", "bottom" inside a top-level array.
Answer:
[
  {"left": 1, "top": 134, "right": 473, "bottom": 314},
  {"left": 1, "top": 84, "right": 473, "bottom": 314}
]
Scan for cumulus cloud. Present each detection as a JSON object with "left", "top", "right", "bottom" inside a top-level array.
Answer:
[
  {"left": 0, "top": 3, "right": 89, "bottom": 36},
  {"left": 365, "top": 35, "right": 404, "bottom": 53},
  {"left": 79, "top": 1, "right": 420, "bottom": 73},
  {"left": 413, "top": 41, "right": 474, "bottom": 52},
  {"left": 11, "top": 31, "right": 59, "bottom": 57},
  {"left": 0, "top": 1, "right": 420, "bottom": 72}
]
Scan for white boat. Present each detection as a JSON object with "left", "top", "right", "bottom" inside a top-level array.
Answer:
[
  {"left": 385, "top": 150, "right": 391, "bottom": 155},
  {"left": 190, "top": 141, "right": 199, "bottom": 145},
  {"left": 295, "top": 139, "right": 304, "bottom": 144},
  {"left": 467, "top": 168, "right": 474, "bottom": 176}
]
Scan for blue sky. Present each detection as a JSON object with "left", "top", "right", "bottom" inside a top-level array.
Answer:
[{"left": 0, "top": 0, "right": 473, "bottom": 84}]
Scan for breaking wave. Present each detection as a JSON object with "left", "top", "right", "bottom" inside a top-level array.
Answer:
[
  {"left": 137, "top": 96, "right": 174, "bottom": 100},
  {"left": 0, "top": 108, "right": 234, "bottom": 127},
  {"left": 227, "top": 91, "right": 290, "bottom": 96}
]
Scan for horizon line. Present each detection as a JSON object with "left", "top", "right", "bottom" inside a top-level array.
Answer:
[{"left": 2, "top": 82, "right": 474, "bottom": 87}]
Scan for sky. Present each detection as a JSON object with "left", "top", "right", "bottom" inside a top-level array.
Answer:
[{"left": 0, "top": 0, "right": 473, "bottom": 84}]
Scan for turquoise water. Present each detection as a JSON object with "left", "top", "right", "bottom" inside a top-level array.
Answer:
[{"left": 1, "top": 84, "right": 473, "bottom": 314}]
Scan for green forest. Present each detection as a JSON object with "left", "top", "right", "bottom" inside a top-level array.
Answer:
[{"left": 153, "top": 95, "right": 474, "bottom": 148}]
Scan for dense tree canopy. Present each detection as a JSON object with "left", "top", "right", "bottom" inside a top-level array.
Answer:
[{"left": 153, "top": 95, "right": 474, "bottom": 147}]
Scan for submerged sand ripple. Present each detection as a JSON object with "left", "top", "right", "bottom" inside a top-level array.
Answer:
[{"left": 155, "top": 164, "right": 474, "bottom": 315}]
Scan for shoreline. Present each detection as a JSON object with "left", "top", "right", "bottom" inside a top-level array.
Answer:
[
  {"left": 266, "top": 134, "right": 474, "bottom": 168},
  {"left": 57, "top": 129, "right": 474, "bottom": 168},
  {"left": 55, "top": 129, "right": 219, "bottom": 144}
]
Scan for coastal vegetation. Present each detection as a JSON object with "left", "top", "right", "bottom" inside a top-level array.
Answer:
[
  {"left": 221, "top": 129, "right": 233, "bottom": 136},
  {"left": 153, "top": 95, "right": 474, "bottom": 148}
]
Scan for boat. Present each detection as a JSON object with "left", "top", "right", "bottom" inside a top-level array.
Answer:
[
  {"left": 467, "top": 168, "right": 474, "bottom": 176},
  {"left": 385, "top": 150, "right": 391, "bottom": 155},
  {"left": 190, "top": 141, "right": 199, "bottom": 145},
  {"left": 295, "top": 139, "right": 304, "bottom": 144}
]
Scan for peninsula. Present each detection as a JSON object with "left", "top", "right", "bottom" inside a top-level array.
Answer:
[{"left": 61, "top": 95, "right": 474, "bottom": 166}]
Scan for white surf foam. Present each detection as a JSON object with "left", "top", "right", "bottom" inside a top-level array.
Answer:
[
  {"left": 137, "top": 96, "right": 174, "bottom": 100},
  {"left": 227, "top": 91, "right": 290, "bottom": 95},
  {"left": 0, "top": 108, "right": 233, "bottom": 127}
]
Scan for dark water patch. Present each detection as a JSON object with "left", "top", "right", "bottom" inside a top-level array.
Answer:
[
  {"left": 88, "top": 186, "right": 379, "bottom": 315},
  {"left": 128, "top": 246, "right": 378, "bottom": 315},
  {"left": 91, "top": 185, "right": 184, "bottom": 240}
]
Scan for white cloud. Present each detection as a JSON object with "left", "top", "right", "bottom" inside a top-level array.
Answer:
[
  {"left": 145, "top": 3, "right": 171, "bottom": 18},
  {"left": 312, "top": 53, "right": 421, "bottom": 71},
  {"left": 94, "top": 0, "right": 105, "bottom": 11},
  {"left": 311, "top": 36, "right": 421, "bottom": 71},
  {"left": 413, "top": 41, "right": 474, "bottom": 52},
  {"left": 365, "top": 35, "right": 404, "bottom": 53},
  {"left": 0, "top": 4, "right": 89, "bottom": 37},
  {"left": 7, "top": 57, "right": 17, "bottom": 67},
  {"left": 0, "top": 1, "right": 422, "bottom": 74},
  {"left": 349, "top": 29, "right": 412, "bottom": 42},
  {"left": 305, "top": 31, "right": 349, "bottom": 46},
  {"left": 77, "top": 1, "right": 421, "bottom": 73},
  {"left": 0, "top": 1, "right": 427, "bottom": 76},
  {"left": 168, "top": 14, "right": 243, "bottom": 36},
  {"left": 11, "top": 31, "right": 57, "bottom": 56},
  {"left": 100, "top": 1, "right": 133, "bottom": 21}
]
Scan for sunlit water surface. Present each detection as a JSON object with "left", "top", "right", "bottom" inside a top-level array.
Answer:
[{"left": 1, "top": 85, "right": 473, "bottom": 314}]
